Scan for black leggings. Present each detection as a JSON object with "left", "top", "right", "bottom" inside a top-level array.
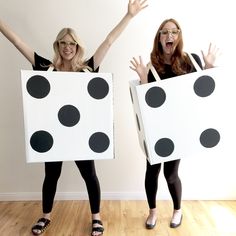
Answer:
[
  {"left": 42, "top": 160, "right": 100, "bottom": 214},
  {"left": 145, "top": 159, "right": 182, "bottom": 210}
]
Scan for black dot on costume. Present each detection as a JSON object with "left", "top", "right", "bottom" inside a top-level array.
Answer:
[
  {"left": 89, "top": 132, "right": 110, "bottom": 153},
  {"left": 87, "top": 77, "right": 109, "bottom": 99},
  {"left": 58, "top": 105, "right": 80, "bottom": 127},
  {"left": 26, "top": 75, "right": 50, "bottom": 99},
  {"left": 129, "top": 88, "right": 134, "bottom": 103},
  {"left": 145, "top": 87, "right": 166, "bottom": 108},
  {"left": 136, "top": 114, "right": 141, "bottom": 131},
  {"left": 30, "top": 130, "right": 53, "bottom": 153},
  {"left": 154, "top": 138, "right": 174, "bottom": 157},
  {"left": 143, "top": 140, "right": 148, "bottom": 158},
  {"left": 193, "top": 75, "right": 215, "bottom": 97},
  {"left": 200, "top": 128, "right": 220, "bottom": 148}
]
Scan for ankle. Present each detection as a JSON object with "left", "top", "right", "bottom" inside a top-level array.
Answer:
[
  {"left": 174, "top": 209, "right": 181, "bottom": 212},
  {"left": 171, "top": 209, "right": 182, "bottom": 223},
  {"left": 173, "top": 209, "right": 182, "bottom": 216},
  {"left": 147, "top": 208, "right": 157, "bottom": 222},
  {"left": 43, "top": 213, "right": 51, "bottom": 220},
  {"left": 92, "top": 213, "right": 101, "bottom": 221},
  {"left": 149, "top": 208, "right": 157, "bottom": 215}
]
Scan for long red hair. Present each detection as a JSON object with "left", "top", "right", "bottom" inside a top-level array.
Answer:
[{"left": 151, "top": 18, "right": 194, "bottom": 75}]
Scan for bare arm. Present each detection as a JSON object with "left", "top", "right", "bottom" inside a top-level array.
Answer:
[
  {"left": 93, "top": 0, "right": 148, "bottom": 70},
  {"left": 0, "top": 19, "right": 35, "bottom": 66}
]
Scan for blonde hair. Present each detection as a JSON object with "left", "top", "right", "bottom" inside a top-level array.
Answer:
[{"left": 52, "top": 28, "right": 92, "bottom": 72}]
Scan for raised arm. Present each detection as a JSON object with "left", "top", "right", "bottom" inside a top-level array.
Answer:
[
  {"left": 0, "top": 18, "right": 35, "bottom": 66},
  {"left": 93, "top": 0, "right": 148, "bottom": 70}
]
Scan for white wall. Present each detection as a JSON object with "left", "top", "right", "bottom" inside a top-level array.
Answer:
[{"left": 0, "top": 0, "right": 235, "bottom": 201}]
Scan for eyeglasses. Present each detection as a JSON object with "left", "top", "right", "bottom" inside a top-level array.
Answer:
[
  {"left": 159, "top": 29, "right": 180, "bottom": 36},
  {"left": 58, "top": 40, "right": 78, "bottom": 47}
]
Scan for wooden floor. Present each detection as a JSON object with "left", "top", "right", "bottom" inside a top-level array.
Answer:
[{"left": 0, "top": 200, "right": 236, "bottom": 236}]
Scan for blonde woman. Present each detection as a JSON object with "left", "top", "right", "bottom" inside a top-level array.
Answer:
[{"left": 0, "top": 1, "right": 148, "bottom": 235}]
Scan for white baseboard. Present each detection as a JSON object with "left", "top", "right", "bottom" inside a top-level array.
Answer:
[
  {"left": 0, "top": 192, "right": 147, "bottom": 201},
  {"left": 0, "top": 192, "right": 235, "bottom": 201}
]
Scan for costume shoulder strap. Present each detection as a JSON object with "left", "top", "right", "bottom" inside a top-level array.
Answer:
[
  {"left": 147, "top": 62, "right": 161, "bottom": 81},
  {"left": 187, "top": 53, "right": 202, "bottom": 72},
  {"left": 82, "top": 68, "right": 90, "bottom": 72},
  {"left": 47, "top": 65, "right": 54, "bottom": 71}
]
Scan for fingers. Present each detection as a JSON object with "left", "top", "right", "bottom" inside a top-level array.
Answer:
[
  {"left": 130, "top": 61, "right": 137, "bottom": 70},
  {"left": 131, "top": 0, "right": 148, "bottom": 10},
  {"left": 208, "top": 43, "right": 220, "bottom": 55},
  {"left": 130, "top": 56, "right": 143, "bottom": 71},
  {"left": 208, "top": 42, "right": 212, "bottom": 54},
  {"left": 139, "top": 55, "right": 143, "bottom": 64},
  {"left": 129, "top": 65, "right": 136, "bottom": 71},
  {"left": 130, "top": 56, "right": 142, "bottom": 67},
  {"left": 201, "top": 50, "right": 204, "bottom": 56},
  {"left": 130, "top": 58, "right": 138, "bottom": 71},
  {"left": 130, "top": 57, "right": 137, "bottom": 70},
  {"left": 140, "top": 0, "right": 148, "bottom": 9},
  {"left": 132, "top": 56, "right": 139, "bottom": 65}
]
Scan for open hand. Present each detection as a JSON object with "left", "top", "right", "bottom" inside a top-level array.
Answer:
[
  {"left": 201, "top": 43, "right": 221, "bottom": 69},
  {"left": 128, "top": 0, "right": 148, "bottom": 17},
  {"left": 130, "top": 56, "right": 148, "bottom": 83}
]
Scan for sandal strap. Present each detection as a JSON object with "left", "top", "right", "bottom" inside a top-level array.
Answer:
[
  {"left": 92, "top": 226, "right": 104, "bottom": 233},
  {"left": 32, "top": 218, "right": 51, "bottom": 235},
  {"left": 91, "top": 220, "right": 104, "bottom": 235},
  {"left": 92, "top": 219, "right": 103, "bottom": 225},
  {"left": 37, "top": 218, "right": 51, "bottom": 224}
]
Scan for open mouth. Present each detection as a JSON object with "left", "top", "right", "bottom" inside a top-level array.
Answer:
[{"left": 166, "top": 42, "right": 173, "bottom": 48}]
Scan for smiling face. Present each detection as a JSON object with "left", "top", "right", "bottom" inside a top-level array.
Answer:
[
  {"left": 58, "top": 34, "right": 78, "bottom": 62},
  {"left": 159, "top": 21, "right": 180, "bottom": 56}
]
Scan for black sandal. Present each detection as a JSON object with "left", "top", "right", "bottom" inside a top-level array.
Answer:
[
  {"left": 91, "top": 219, "right": 104, "bottom": 236},
  {"left": 31, "top": 218, "right": 51, "bottom": 235}
]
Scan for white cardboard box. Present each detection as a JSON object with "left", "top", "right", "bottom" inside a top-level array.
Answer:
[
  {"left": 21, "top": 70, "right": 114, "bottom": 163},
  {"left": 129, "top": 67, "right": 234, "bottom": 165}
]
